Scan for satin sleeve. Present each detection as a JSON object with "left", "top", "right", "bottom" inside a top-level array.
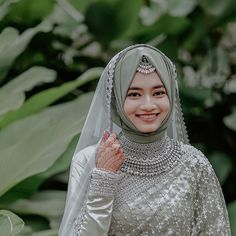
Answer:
[
  {"left": 58, "top": 146, "right": 95, "bottom": 236},
  {"left": 73, "top": 168, "right": 120, "bottom": 236},
  {"left": 192, "top": 161, "right": 231, "bottom": 235}
]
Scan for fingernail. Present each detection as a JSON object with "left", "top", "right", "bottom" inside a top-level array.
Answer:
[{"left": 103, "top": 131, "right": 110, "bottom": 141}]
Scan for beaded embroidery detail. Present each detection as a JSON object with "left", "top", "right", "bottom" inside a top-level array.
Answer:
[
  {"left": 89, "top": 169, "right": 120, "bottom": 196},
  {"left": 119, "top": 135, "right": 182, "bottom": 176},
  {"left": 136, "top": 55, "right": 156, "bottom": 74},
  {"left": 105, "top": 53, "right": 120, "bottom": 131},
  {"left": 73, "top": 203, "right": 86, "bottom": 236}
]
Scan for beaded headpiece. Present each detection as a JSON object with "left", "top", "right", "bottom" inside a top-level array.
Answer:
[{"left": 136, "top": 55, "right": 156, "bottom": 74}]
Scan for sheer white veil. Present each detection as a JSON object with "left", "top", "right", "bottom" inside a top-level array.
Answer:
[
  {"left": 76, "top": 44, "right": 188, "bottom": 151},
  {"left": 59, "top": 44, "right": 189, "bottom": 235}
]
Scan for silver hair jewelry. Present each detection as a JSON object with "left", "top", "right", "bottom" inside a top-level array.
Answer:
[{"left": 136, "top": 55, "right": 156, "bottom": 74}]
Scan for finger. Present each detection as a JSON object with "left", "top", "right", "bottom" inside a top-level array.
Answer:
[
  {"left": 98, "top": 140, "right": 106, "bottom": 154},
  {"left": 117, "top": 148, "right": 124, "bottom": 155},
  {"left": 96, "top": 147, "right": 110, "bottom": 165},
  {"left": 105, "top": 152, "right": 124, "bottom": 167},
  {"left": 97, "top": 144, "right": 121, "bottom": 168},
  {"left": 97, "top": 152, "right": 109, "bottom": 167},
  {"left": 109, "top": 155, "right": 124, "bottom": 171},
  {"left": 103, "top": 155, "right": 120, "bottom": 170},
  {"left": 100, "top": 143, "right": 120, "bottom": 156},
  {"left": 96, "top": 150, "right": 107, "bottom": 165},
  {"left": 96, "top": 145, "right": 105, "bottom": 161},
  {"left": 104, "top": 147, "right": 120, "bottom": 157},
  {"left": 97, "top": 144, "right": 105, "bottom": 156},
  {"left": 117, "top": 152, "right": 125, "bottom": 161},
  {"left": 99, "top": 154, "right": 115, "bottom": 169},
  {"left": 112, "top": 143, "right": 120, "bottom": 150},
  {"left": 99, "top": 131, "right": 110, "bottom": 149},
  {"left": 98, "top": 137, "right": 116, "bottom": 152},
  {"left": 98, "top": 146, "right": 119, "bottom": 166},
  {"left": 102, "top": 131, "right": 110, "bottom": 142},
  {"left": 104, "top": 133, "right": 116, "bottom": 147},
  {"left": 96, "top": 155, "right": 102, "bottom": 167},
  {"left": 113, "top": 139, "right": 120, "bottom": 146}
]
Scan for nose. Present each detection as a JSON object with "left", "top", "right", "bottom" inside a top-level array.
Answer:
[{"left": 140, "top": 95, "right": 156, "bottom": 111}]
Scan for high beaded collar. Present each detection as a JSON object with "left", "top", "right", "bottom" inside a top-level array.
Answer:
[{"left": 119, "top": 134, "right": 182, "bottom": 176}]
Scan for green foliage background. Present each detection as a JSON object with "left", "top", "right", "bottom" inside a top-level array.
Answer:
[{"left": 0, "top": 0, "right": 236, "bottom": 235}]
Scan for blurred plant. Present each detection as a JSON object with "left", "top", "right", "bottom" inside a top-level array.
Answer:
[{"left": 0, "top": 0, "right": 236, "bottom": 235}]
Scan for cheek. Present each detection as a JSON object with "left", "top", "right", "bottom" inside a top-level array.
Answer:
[
  {"left": 124, "top": 99, "right": 135, "bottom": 116},
  {"left": 162, "top": 97, "right": 171, "bottom": 113}
]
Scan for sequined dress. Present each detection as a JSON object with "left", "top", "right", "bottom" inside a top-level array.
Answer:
[{"left": 72, "top": 135, "right": 231, "bottom": 236}]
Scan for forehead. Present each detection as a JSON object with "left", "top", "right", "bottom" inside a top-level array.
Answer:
[{"left": 129, "top": 72, "right": 164, "bottom": 88}]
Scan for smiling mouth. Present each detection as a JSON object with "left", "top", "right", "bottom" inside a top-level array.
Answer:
[{"left": 136, "top": 113, "right": 160, "bottom": 121}]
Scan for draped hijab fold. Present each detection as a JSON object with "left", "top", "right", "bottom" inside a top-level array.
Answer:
[{"left": 111, "top": 46, "right": 175, "bottom": 143}]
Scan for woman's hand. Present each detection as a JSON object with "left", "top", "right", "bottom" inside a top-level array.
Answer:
[{"left": 96, "top": 132, "right": 125, "bottom": 173}]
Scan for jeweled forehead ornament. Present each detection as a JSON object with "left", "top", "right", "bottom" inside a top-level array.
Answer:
[{"left": 136, "top": 55, "right": 156, "bottom": 74}]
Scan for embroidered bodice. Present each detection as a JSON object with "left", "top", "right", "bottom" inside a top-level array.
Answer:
[
  {"left": 65, "top": 137, "right": 231, "bottom": 236},
  {"left": 107, "top": 136, "right": 230, "bottom": 235}
]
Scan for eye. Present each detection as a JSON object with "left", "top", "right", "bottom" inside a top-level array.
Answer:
[
  {"left": 154, "top": 90, "right": 166, "bottom": 96},
  {"left": 127, "top": 92, "right": 141, "bottom": 97}
]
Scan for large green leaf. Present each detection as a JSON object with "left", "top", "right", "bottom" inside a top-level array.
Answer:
[
  {"left": 0, "top": 135, "right": 78, "bottom": 203},
  {"left": 199, "top": 0, "right": 233, "bottom": 16},
  {"left": 56, "top": 0, "right": 83, "bottom": 22},
  {"left": 181, "top": 13, "right": 208, "bottom": 51},
  {"left": 17, "top": 226, "right": 32, "bottom": 236},
  {"left": 0, "top": 92, "right": 93, "bottom": 196},
  {"left": 0, "top": 210, "right": 24, "bottom": 236},
  {"left": 3, "top": 190, "right": 66, "bottom": 230},
  {"left": 0, "top": 0, "right": 20, "bottom": 21},
  {"left": 167, "top": 0, "right": 197, "bottom": 16},
  {"left": 67, "top": 0, "right": 96, "bottom": 14},
  {"left": 139, "top": 3, "right": 164, "bottom": 26},
  {"left": 223, "top": 107, "right": 236, "bottom": 131},
  {"left": 85, "top": 1, "right": 117, "bottom": 43},
  {"left": 53, "top": 169, "right": 70, "bottom": 184},
  {"left": 224, "top": 77, "right": 236, "bottom": 93},
  {"left": 140, "top": 0, "right": 196, "bottom": 26},
  {"left": 0, "top": 27, "right": 18, "bottom": 52},
  {"left": 48, "top": 2, "right": 82, "bottom": 38},
  {"left": 133, "top": 16, "right": 190, "bottom": 44},
  {"left": 0, "top": 21, "right": 53, "bottom": 81},
  {"left": 85, "top": 0, "right": 142, "bottom": 43},
  {"left": 228, "top": 201, "right": 236, "bottom": 236},
  {"left": 208, "top": 152, "right": 233, "bottom": 185},
  {"left": 0, "top": 67, "right": 102, "bottom": 128},
  {"left": 3, "top": 191, "right": 66, "bottom": 218},
  {"left": 0, "top": 66, "right": 56, "bottom": 117},
  {"left": 32, "top": 229, "right": 58, "bottom": 236},
  {"left": 181, "top": 87, "right": 212, "bottom": 110},
  {"left": 6, "top": 0, "right": 54, "bottom": 23},
  {"left": 113, "top": 0, "right": 142, "bottom": 38},
  {"left": 38, "top": 135, "right": 78, "bottom": 179},
  {"left": 197, "top": 47, "right": 230, "bottom": 89}
]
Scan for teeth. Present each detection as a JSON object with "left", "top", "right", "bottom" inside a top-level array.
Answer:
[{"left": 139, "top": 114, "right": 156, "bottom": 118}]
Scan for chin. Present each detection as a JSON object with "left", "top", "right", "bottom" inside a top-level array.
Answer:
[{"left": 137, "top": 125, "right": 160, "bottom": 133}]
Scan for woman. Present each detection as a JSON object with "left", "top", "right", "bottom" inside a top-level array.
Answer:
[{"left": 59, "top": 45, "right": 231, "bottom": 235}]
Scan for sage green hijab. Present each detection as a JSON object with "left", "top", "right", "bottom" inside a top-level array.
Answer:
[{"left": 111, "top": 45, "right": 176, "bottom": 143}]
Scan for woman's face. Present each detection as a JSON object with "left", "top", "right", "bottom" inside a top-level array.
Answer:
[{"left": 124, "top": 72, "right": 170, "bottom": 133}]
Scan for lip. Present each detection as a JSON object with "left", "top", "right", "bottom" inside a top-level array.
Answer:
[{"left": 136, "top": 113, "right": 159, "bottom": 122}]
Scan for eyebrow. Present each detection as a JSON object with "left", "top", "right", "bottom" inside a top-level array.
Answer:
[{"left": 128, "top": 85, "right": 165, "bottom": 90}]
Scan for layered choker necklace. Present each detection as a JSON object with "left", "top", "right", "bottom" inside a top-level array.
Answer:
[{"left": 119, "top": 134, "right": 182, "bottom": 176}]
